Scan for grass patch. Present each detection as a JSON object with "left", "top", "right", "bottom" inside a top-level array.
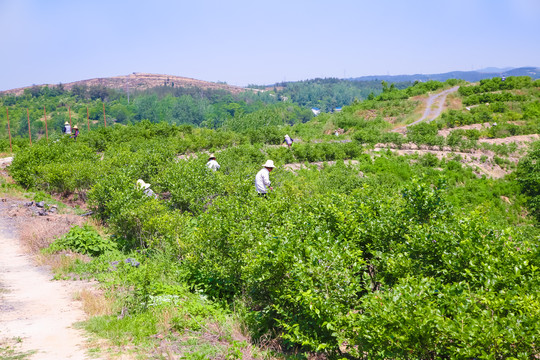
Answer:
[
  {"left": 0, "top": 338, "right": 36, "bottom": 360},
  {"left": 36, "top": 251, "right": 90, "bottom": 278},
  {"left": 77, "top": 288, "right": 115, "bottom": 316},
  {"left": 82, "top": 312, "right": 159, "bottom": 347}
]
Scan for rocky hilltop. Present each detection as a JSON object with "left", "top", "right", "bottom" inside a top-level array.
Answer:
[{"left": 1, "top": 73, "right": 249, "bottom": 96}]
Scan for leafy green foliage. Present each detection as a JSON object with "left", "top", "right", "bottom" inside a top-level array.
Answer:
[
  {"left": 406, "top": 122, "right": 445, "bottom": 146},
  {"left": 5, "top": 76, "right": 540, "bottom": 358},
  {"left": 46, "top": 225, "right": 116, "bottom": 256},
  {"left": 458, "top": 76, "right": 538, "bottom": 96},
  {"left": 516, "top": 141, "right": 540, "bottom": 222}
]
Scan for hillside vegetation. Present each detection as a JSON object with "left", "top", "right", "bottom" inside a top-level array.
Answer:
[{"left": 2, "top": 76, "right": 540, "bottom": 359}]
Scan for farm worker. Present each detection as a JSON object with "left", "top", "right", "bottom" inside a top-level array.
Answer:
[
  {"left": 136, "top": 179, "right": 158, "bottom": 199},
  {"left": 283, "top": 134, "right": 293, "bottom": 148},
  {"left": 255, "top": 160, "right": 275, "bottom": 196},
  {"left": 206, "top": 153, "right": 220, "bottom": 171},
  {"left": 71, "top": 125, "right": 79, "bottom": 141},
  {"left": 62, "top": 122, "right": 71, "bottom": 135}
]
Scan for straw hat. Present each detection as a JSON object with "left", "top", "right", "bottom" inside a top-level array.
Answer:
[
  {"left": 136, "top": 179, "right": 151, "bottom": 189},
  {"left": 73, "top": 125, "right": 78, "bottom": 129},
  {"left": 208, "top": 153, "right": 216, "bottom": 160},
  {"left": 262, "top": 160, "right": 275, "bottom": 168},
  {"left": 65, "top": 122, "right": 69, "bottom": 125}
]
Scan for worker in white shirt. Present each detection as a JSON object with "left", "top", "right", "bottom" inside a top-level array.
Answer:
[
  {"left": 255, "top": 160, "right": 275, "bottom": 196},
  {"left": 283, "top": 134, "right": 293, "bottom": 148},
  {"left": 62, "top": 122, "right": 71, "bottom": 135},
  {"left": 206, "top": 154, "right": 220, "bottom": 171},
  {"left": 136, "top": 179, "right": 158, "bottom": 199}
]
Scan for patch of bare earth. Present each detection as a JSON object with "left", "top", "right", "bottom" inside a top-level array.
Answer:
[
  {"left": 282, "top": 147, "right": 512, "bottom": 179},
  {"left": 445, "top": 93, "right": 463, "bottom": 110},
  {"left": 1, "top": 73, "right": 252, "bottom": 97},
  {"left": 0, "top": 198, "right": 101, "bottom": 359},
  {"left": 374, "top": 144, "right": 515, "bottom": 179},
  {"left": 437, "top": 123, "right": 492, "bottom": 137},
  {"left": 478, "top": 134, "right": 539, "bottom": 146},
  {"left": 355, "top": 109, "right": 378, "bottom": 120}
]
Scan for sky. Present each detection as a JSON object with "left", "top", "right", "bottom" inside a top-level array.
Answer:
[{"left": 1, "top": 0, "right": 539, "bottom": 91}]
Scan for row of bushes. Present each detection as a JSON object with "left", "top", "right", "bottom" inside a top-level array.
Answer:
[
  {"left": 458, "top": 76, "right": 540, "bottom": 96},
  {"left": 81, "top": 156, "right": 539, "bottom": 357},
  {"left": 10, "top": 117, "right": 540, "bottom": 358}
]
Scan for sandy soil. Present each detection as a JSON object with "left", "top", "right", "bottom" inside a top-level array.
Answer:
[
  {"left": 0, "top": 204, "right": 96, "bottom": 359},
  {"left": 478, "top": 134, "right": 539, "bottom": 146},
  {"left": 438, "top": 124, "right": 539, "bottom": 147},
  {"left": 279, "top": 146, "right": 514, "bottom": 179},
  {"left": 437, "top": 123, "right": 492, "bottom": 137},
  {"left": 0, "top": 157, "right": 13, "bottom": 168}
]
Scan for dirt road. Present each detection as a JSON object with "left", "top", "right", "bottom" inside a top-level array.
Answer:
[
  {"left": 0, "top": 213, "right": 93, "bottom": 359},
  {"left": 409, "top": 86, "right": 459, "bottom": 126}
]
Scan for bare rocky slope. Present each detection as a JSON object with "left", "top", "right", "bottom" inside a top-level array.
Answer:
[{"left": 1, "top": 73, "right": 251, "bottom": 96}]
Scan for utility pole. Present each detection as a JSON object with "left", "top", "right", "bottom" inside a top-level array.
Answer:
[
  {"left": 27, "top": 108, "right": 32, "bottom": 146},
  {"left": 6, "top": 108, "right": 12, "bottom": 153},
  {"left": 68, "top": 106, "right": 72, "bottom": 127},
  {"left": 44, "top": 106, "right": 48, "bottom": 142},
  {"left": 103, "top": 102, "right": 107, "bottom": 127},
  {"left": 126, "top": 75, "right": 130, "bottom": 104}
]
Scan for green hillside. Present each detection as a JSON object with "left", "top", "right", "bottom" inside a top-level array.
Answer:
[{"left": 2, "top": 76, "right": 540, "bottom": 359}]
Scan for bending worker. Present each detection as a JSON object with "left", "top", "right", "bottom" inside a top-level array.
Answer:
[
  {"left": 71, "top": 125, "right": 79, "bottom": 141},
  {"left": 283, "top": 134, "right": 293, "bottom": 148},
  {"left": 137, "top": 179, "right": 158, "bottom": 199},
  {"left": 255, "top": 160, "right": 275, "bottom": 196}
]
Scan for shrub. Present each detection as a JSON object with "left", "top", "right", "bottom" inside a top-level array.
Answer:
[
  {"left": 46, "top": 225, "right": 116, "bottom": 256},
  {"left": 516, "top": 142, "right": 540, "bottom": 221}
]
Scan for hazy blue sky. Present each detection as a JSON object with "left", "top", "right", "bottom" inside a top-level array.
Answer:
[{"left": 1, "top": 0, "right": 539, "bottom": 91}]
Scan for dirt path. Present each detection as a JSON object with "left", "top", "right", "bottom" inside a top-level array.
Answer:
[
  {"left": 0, "top": 213, "right": 93, "bottom": 359},
  {"left": 409, "top": 86, "right": 459, "bottom": 126}
]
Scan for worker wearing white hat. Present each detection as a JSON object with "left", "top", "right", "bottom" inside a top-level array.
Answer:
[
  {"left": 62, "top": 121, "right": 71, "bottom": 135},
  {"left": 136, "top": 179, "right": 158, "bottom": 199},
  {"left": 283, "top": 134, "right": 293, "bottom": 148},
  {"left": 206, "top": 153, "right": 220, "bottom": 171},
  {"left": 255, "top": 160, "right": 275, "bottom": 196}
]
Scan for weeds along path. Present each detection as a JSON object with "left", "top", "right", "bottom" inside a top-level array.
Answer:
[{"left": 0, "top": 209, "right": 93, "bottom": 360}]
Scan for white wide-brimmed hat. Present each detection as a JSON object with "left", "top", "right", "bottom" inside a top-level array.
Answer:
[
  {"left": 136, "top": 179, "right": 151, "bottom": 189},
  {"left": 262, "top": 160, "right": 275, "bottom": 168},
  {"left": 208, "top": 153, "right": 216, "bottom": 159}
]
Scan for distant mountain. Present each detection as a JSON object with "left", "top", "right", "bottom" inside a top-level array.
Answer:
[
  {"left": 476, "top": 67, "right": 515, "bottom": 73},
  {"left": 0, "top": 73, "right": 248, "bottom": 96},
  {"left": 349, "top": 67, "right": 540, "bottom": 83}
]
